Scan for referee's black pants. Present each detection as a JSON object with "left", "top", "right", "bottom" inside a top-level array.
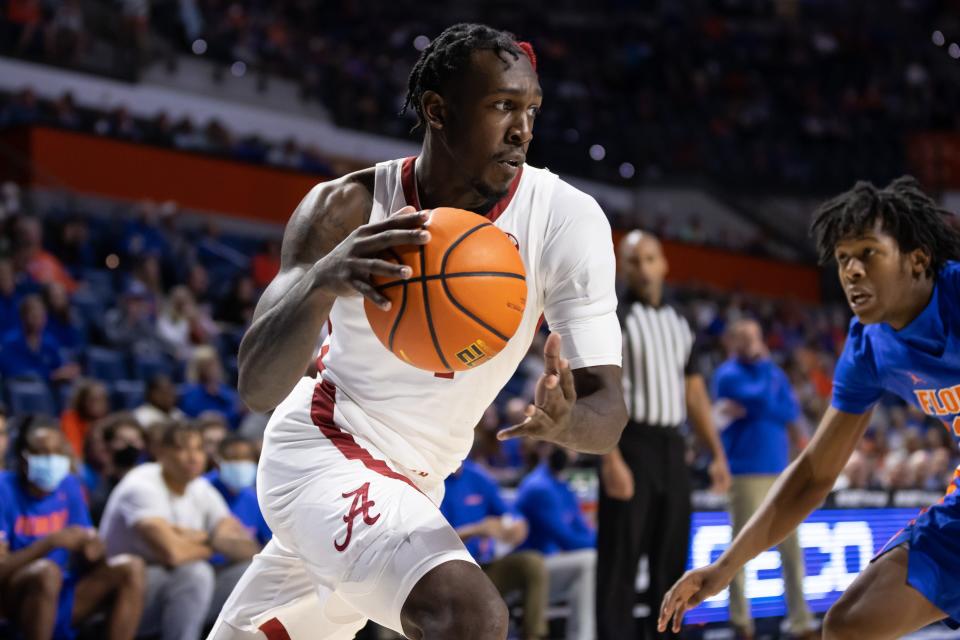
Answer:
[{"left": 596, "top": 423, "right": 691, "bottom": 640}]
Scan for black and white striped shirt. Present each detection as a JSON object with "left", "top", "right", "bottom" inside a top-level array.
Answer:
[{"left": 621, "top": 300, "right": 695, "bottom": 427}]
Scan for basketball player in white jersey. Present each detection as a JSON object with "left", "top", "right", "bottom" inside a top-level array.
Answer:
[{"left": 209, "top": 23, "right": 628, "bottom": 640}]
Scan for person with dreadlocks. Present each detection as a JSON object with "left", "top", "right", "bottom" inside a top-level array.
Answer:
[
  {"left": 209, "top": 22, "right": 626, "bottom": 640},
  {"left": 659, "top": 176, "right": 960, "bottom": 639}
]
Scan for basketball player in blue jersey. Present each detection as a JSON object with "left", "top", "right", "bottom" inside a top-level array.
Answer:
[{"left": 659, "top": 176, "right": 960, "bottom": 639}]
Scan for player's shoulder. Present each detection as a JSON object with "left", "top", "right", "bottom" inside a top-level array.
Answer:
[
  {"left": 842, "top": 315, "right": 884, "bottom": 361},
  {"left": 544, "top": 173, "right": 606, "bottom": 221},
  {"left": 938, "top": 260, "right": 960, "bottom": 294},
  {"left": 303, "top": 168, "right": 376, "bottom": 220},
  {"left": 281, "top": 167, "right": 376, "bottom": 262}
]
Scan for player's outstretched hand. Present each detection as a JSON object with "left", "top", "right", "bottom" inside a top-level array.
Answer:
[
  {"left": 658, "top": 564, "right": 732, "bottom": 634},
  {"left": 314, "top": 206, "right": 430, "bottom": 310},
  {"left": 497, "top": 333, "right": 576, "bottom": 444}
]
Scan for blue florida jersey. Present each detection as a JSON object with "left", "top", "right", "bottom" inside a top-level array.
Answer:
[
  {"left": 833, "top": 261, "right": 960, "bottom": 625},
  {"left": 833, "top": 261, "right": 960, "bottom": 433},
  {"left": 0, "top": 471, "right": 92, "bottom": 640}
]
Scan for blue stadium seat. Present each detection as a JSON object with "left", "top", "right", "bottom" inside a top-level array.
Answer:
[
  {"left": 132, "top": 352, "right": 173, "bottom": 382},
  {"left": 86, "top": 347, "right": 129, "bottom": 382},
  {"left": 81, "top": 269, "right": 118, "bottom": 299},
  {"left": 7, "top": 380, "right": 57, "bottom": 416},
  {"left": 113, "top": 379, "right": 145, "bottom": 410}
]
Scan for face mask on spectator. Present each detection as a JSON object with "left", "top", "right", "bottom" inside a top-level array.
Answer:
[
  {"left": 113, "top": 444, "right": 144, "bottom": 469},
  {"left": 26, "top": 454, "right": 71, "bottom": 492},
  {"left": 220, "top": 461, "right": 257, "bottom": 492}
]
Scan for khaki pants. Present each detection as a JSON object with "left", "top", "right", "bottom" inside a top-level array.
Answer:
[
  {"left": 728, "top": 475, "right": 814, "bottom": 635},
  {"left": 485, "top": 551, "right": 549, "bottom": 640}
]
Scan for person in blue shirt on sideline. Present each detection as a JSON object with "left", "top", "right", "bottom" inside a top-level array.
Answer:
[
  {"left": 713, "top": 318, "right": 814, "bottom": 639},
  {"left": 205, "top": 435, "right": 271, "bottom": 547},
  {"left": 441, "top": 456, "right": 547, "bottom": 640},
  {"left": 661, "top": 177, "right": 960, "bottom": 640},
  {"left": 515, "top": 446, "right": 596, "bottom": 640},
  {"left": 0, "top": 417, "right": 145, "bottom": 640}
]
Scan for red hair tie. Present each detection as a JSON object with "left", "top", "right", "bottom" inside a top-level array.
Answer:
[{"left": 515, "top": 41, "right": 537, "bottom": 71}]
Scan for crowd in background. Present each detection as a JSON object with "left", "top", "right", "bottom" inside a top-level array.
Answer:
[{"left": 3, "top": 0, "right": 960, "bottom": 188}]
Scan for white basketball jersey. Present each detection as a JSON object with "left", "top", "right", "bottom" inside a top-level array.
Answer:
[{"left": 267, "top": 157, "right": 621, "bottom": 493}]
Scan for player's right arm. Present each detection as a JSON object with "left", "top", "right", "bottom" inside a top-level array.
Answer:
[
  {"left": 237, "top": 172, "right": 429, "bottom": 413},
  {"left": 658, "top": 405, "right": 872, "bottom": 633}
]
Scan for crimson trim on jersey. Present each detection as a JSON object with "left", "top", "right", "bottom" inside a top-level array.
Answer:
[
  {"left": 400, "top": 156, "right": 522, "bottom": 222},
  {"left": 259, "top": 617, "right": 291, "bottom": 640},
  {"left": 310, "top": 378, "right": 420, "bottom": 491}
]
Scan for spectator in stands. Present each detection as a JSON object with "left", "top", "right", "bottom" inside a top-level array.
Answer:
[
  {"left": 179, "top": 346, "right": 243, "bottom": 428},
  {"left": 120, "top": 201, "right": 171, "bottom": 263},
  {"left": 157, "top": 285, "right": 217, "bottom": 361},
  {"left": 0, "top": 89, "right": 40, "bottom": 129},
  {"left": 186, "top": 263, "right": 214, "bottom": 311},
  {"left": 95, "top": 107, "right": 142, "bottom": 142},
  {"left": 99, "top": 422, "right": 259, "bottom": 640},
  {"left": 0, "top": 417, "right": 145, "bottom": 639},
  {"left": 0, "top": 294, "right": 80, "bottom": 384},
  {"left": 42, "top": 282, "right": 85, "bottom": 353},
  {"left": 13, "top": 217, "right": 78, "bottom": 294},
  {"left": 470, "top": 404, "right": 525, "bottom": 483},
  {"left": 712, "top": 318, "right": 815, "bottom": 639},
  {"left": 5, "top": 3, "right": 43, "bottom": 55},
  {"left": 89, "top": 413, "right": 146, "bottom": 525},
  {"left": 51, "top": 92, "right": 84, "bottom": 130},
  {"left": 133, "top": 374, "right": 186, "bottom": 429},
  {"left": 0, "top": 258, "right": 30, "bottom": 336},
  {"left": 45, "top": 0, "right": 85, "bottom": 63},
  {"left": 129, "top": 254, "right": 164, "bottom": 307},
  {"left": 198, "top": 412, "right": 229, "bottom": 471},
  {"left": 51, "top": 214, "right": 96, "bottom": 274},
  {"left": 251, "top": 238, "right": 281, "bottom": 289},
  {"left": 441, "top": 457, "right": 547, "bottom": 640},
  {"left": 205, "top": 435, "right": 271, "bottom": 546},
  {"left": 103, "top": 281, "right": 165, "bottom": 355},
  {"left": 60, "top": 378, "right": 110, "bottom": 458},
  {"left": 216, "top": 274, "right": 257, "bottom": 327},
  {"left": 515, "top": 446, "right": 596, "bottom": 640}
]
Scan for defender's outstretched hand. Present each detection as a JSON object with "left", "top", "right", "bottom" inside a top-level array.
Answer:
[
  {"left": 658, "top": 564, "right": 732, "bottom": 634},
  {"left": 497, "top": 333, "right": 576, "bottom": 444}
]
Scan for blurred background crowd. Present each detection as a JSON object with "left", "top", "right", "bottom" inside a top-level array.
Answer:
[
  {"left": 3, "top": 0, "right": 960, "bottom": 189},
  {"left": 3, "top": 0, "right": 960, "bottom": 637}
]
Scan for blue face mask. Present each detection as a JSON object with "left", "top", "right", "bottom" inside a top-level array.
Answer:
[
  {"left": 26, "top": 454, "right": 71, "bottom": 492},
  {"left": 219, "top": 461, "right": 257, "bottom": 492}
]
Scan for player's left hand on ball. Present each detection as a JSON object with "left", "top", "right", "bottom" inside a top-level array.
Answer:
[{"left": 497, "top": 333, "right": 576, "bottom": 443}]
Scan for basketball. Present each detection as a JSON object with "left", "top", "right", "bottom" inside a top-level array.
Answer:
[{"left": 364, "top": 207, "right": 527, "bottom": 373}]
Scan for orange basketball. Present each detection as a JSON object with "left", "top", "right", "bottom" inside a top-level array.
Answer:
[{"left": 364, "top": 207, "right": 527, "bottom": 373}]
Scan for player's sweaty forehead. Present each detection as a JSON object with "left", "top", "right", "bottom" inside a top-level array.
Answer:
[{"left": 834, "top": 219, "right": 895, "bottom": 256}]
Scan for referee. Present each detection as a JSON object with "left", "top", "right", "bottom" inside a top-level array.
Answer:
[{"left": 597, "top": 230, "right": 731, "bottom": 640}]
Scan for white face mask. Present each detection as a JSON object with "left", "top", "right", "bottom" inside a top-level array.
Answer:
[
  {"left": 26, "top": 454, "right": 71, "bottom": 492},
  {"left": 219, "top": 461, "right": 257, "bottom": 492}
]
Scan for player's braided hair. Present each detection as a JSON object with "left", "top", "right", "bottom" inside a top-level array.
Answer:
[
  {"left": 401, "top": 23, "right": 531, "bottom": 130},
  {"left": 810, "top": 175, "right": 960, "bottom": 278}
]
